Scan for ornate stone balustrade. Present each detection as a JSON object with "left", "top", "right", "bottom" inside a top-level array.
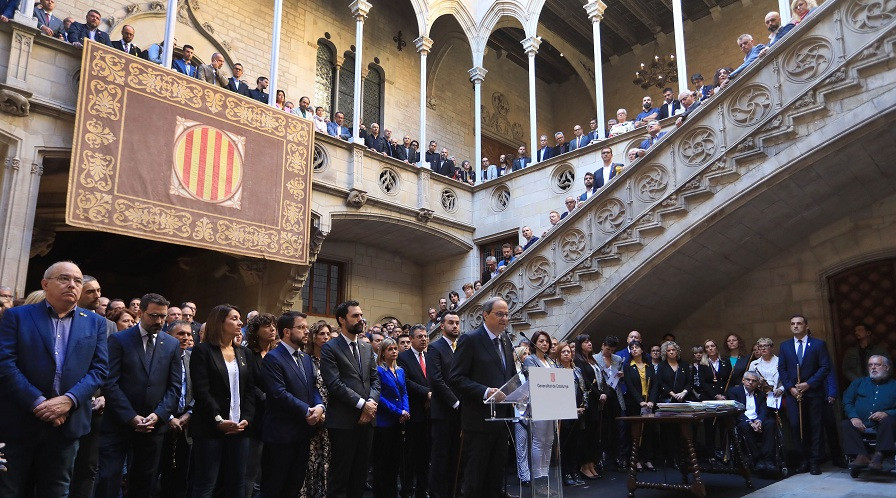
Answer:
[{"left": 453, "top": 0, "right": 896, "bottom": 337}]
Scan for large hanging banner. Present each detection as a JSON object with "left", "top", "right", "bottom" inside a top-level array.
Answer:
[{"left": 66, "top": 41, "right": 314, "bottom": 265}]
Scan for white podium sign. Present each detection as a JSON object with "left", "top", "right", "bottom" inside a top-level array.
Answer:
[{"left": 529, "top": 368, "right": 578, "bottom": 421}]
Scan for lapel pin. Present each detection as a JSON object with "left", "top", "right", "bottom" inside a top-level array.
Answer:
[{"left": 79, "top": 312, "right": 87, "bottom": 317}]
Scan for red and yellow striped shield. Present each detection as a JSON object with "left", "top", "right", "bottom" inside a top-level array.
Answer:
[{"left": 173, "top": 125, "right": 243, "bottom": 204}]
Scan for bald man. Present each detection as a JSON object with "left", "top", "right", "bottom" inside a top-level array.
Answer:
[{"left": 197, "top": 52, "right": 228, "bottom": 87}]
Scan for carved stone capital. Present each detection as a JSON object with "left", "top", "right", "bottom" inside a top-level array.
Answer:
[
  {"left": 349, "top": 0, "right": 372, "bottom": 21},
  {"left": 8, "top": 158, "right": 21, "bottom": 171},
  {"left": 584, "top": 0, "right": 607, "bottom": 23},
  {"left": 414, "top": 36, "right": 433, "bottom": 55},
  {"left": 345, "top": 188, "right": 368, "bottom": 208},
  {"left": 521, "top": 36, "right": 541, "bottom": 57},
  {"left": 31, "top": 162, "right": 43, "bottom": 175},
  {"left": 468, "top": 66, "right": 487, "bottom": 84},
  {"left": 416, "top": 208, "right": 434, "bottom": 223}
]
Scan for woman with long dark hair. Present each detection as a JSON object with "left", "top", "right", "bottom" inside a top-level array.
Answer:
[
  {"left": 301, "top": 320, "right": 333, "bottom": 498},
  {"left": 243, "top": 313, "right": 278, "bottom": 497},
  {"left": 523, "top": 331, "right": 557, "bottom": 494},
  {"left": 725, "top": 333, "right": 750, "bottom": 387},
  {"left": 623, "top": 340, "right": 658, "bottom": 471},
  {"left": 573, "top": 334, "right": 603, "bottom": 479},
  {"left": 190, "top": 305, "right": 255, "bottom": 498},
  {"left": 557, "top": 341, "right": 587, "bottom": 485}
]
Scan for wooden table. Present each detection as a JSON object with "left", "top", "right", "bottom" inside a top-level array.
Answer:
[{"left": 618, "top": 408, "right": 752, "bottom": 497}]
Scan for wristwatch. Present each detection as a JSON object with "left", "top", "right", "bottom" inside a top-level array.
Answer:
[{"left": 214, "top": 415, "right": 224, "bottom": 424}]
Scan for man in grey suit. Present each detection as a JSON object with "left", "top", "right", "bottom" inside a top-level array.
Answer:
[
  {"left": 320, "top": 300, "right": 380, "bottom": 498},
  {"left": 34, "top": 0, "right": 63, "bottom": 38},
  {"left": 197, "top": 53, "right": 228, "bottom": 88}
]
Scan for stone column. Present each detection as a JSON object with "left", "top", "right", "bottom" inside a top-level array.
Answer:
[
  {"left": 584, "top": 1, "right": 607, "bottom": 140},
  {"left": 349, "top": 0, "right": 372, "bottom": 144},
  {"left": 671, "top": 0, "right": 688, "bottom": 96},
  {"left": 162, "top": 0, "right": 178, "bottom": 68},
  {"left": 14, "top": 0, "right": 37, "bottom": 26},
  {"left": 521, "top": 36, "right": 541, "bottom": 162},
  {"left": 779, "top": 0, "right": 791, "bottom": 20},
  {"left": 468, "top": 66, "right": 487, "bottom": 185},
  {"left": 268, "top": 0, "right": 284, "bottom": 106},
  {"left": 415, "top": 35, "right": 433, "bottom": 169}
]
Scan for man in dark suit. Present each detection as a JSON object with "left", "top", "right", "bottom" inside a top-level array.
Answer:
[
  {"left": 568, "top": 125, "right": 590, "bottom": 151},
  {"left": 512, "top": 145, "right": 531, "bottom": 171},
  {"left": 778, "top": 314, "right": 831, "bottom": 475},
  {"left": 427, "top": 312, "right": 461, "bottom": 498},
  {"left": 320, "top": 300, "right": 380, "bottom": 498},
  {"left": 0, "top": 261, "right": 109, "bottom": 496},
  {"left": 536, "top": 135, "right": 553, "bottom": 162},
  {"left": 449, "top": 297, "right": 517, "bottom": 497},
  {"left": 639, "top": 120, "right": 667, "bottom": 149},
  {"left": 676, "top": 90, "right": 702, "bottom": 128},
  {"left": 364, "top": 123, "right": 388, "bottom": 154},
  {"left": 398, "top": 325, "right": 431, "bottom": 498},
  {"left": 259, "top": 311, "right": 324, "bottom": 497},
  {"left": 594, "top": 147, "right": 621, "bottom": 189},
  {"left": 109, "top": 24, "right": 140, "bottom": 56},
  {"left": 481, "top": 256, "right": 498, "bottom": 285},
  {"left": 95, "top": 293, "right": 182, "bottom": 498},
  {"left": 656, "top": 87, "right": 682, "bottom": 120},
  {"left": 578, "top": 172, "right": 598, "bottom": 202},
  {"left": 552, "top": 131, "right": 570, "bottom": 157},
  {"left": 68, "top": 9, "right": 111, "bottom": 48},
  {"left": 180, "top": 301, "right": 201, "bottom": 345},
  {"left": 424, "top": 140, "right": 439, "bottom": 168},
  {"left": 249, "top": 77, "right": 269, "bottom": 104},
  {"left": 226, "top": 63, "right": 251, "bottom": 96},
  {"left": 691, "top": 74, "right": 713, "bottom": 101},
  {"left": 327, "top": 112, "right": 353, "bottom": 141},
  {"left": 728, "top": 371, "right": 776, "bottom": 472},
  {"left": 34, "top": 0, "right": 63, "bottom": 38},
  {"left": 158, "top": 320, "right": 194, "bottom": 498}
]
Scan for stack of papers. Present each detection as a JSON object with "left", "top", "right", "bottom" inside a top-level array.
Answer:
[{"left": 655, "top": 400, "right": 745, "bottom": 413}]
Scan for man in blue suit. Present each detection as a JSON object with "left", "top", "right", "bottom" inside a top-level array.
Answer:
[
  {"left": 729, "top": 34, "right": 766, "bottom": 79},
  {"left": 0, "top": 261, "right": 109, "bottom": 496},
  {"left": 512, "top": 145, "right": 531, "bottom": 171},
  {"left": 427, "top": 312, "right": 461, "bottom": 498},
  {"left": 728, "top": 371, "right": 776, "bottom": 473},
  {"left": 639, "top": 120, "right": 667, "bottom": 149},
  {"left": 0, "top": 0, "right": 20, "bottom": 22},
  {"left": 778, "top": 314, "right": 831, "bottom": 475},
  {"left": 259, "top": 311, "right": 323, "bottom": 497},
  {"left": 68, "top": 9, "right": 111, "bottom": 48},
  {"left": 449, "top": 297, "right": 517, "bottom": 497},
  {"left": 95, "top": 293, "right": 182, "bottom": 498},
  {"left": 171, "top": 44, "right": 197, "bottom": 78}
]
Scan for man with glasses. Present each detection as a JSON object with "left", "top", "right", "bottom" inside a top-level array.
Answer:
[
  {"left": 0, "top": 285, "right": 13, "bottom": 300},
  {"left": 449, "top": 297, "right": 516, "bottom": 497},
  {"left": 595, "top": 147, "right": 622, "bottom": 189},
  {"left": 95, "top": 293, "right": 182, "bottom": 498},
  {"left": 560, "top": 196, "right": 577, "bottom": 220},
  {"left": 727, "top": 371, "right": 776, "bottom": 473},
  {"left": 226, "top": 63, "right": 251, "bottom": 96},
  {"left": 180, "top": 301, "right": 201, "bottom": 344},
  {"left": 650, "top": 345, "right": 662, "bottom": 374},
  {"left": 569, "top": 125, "right": 590, "bottom": 151},
  {"left": 729, "top": 34, "right": 766, "bottom": 79},
  {"left": 0, "top": 261, "right": 109, "bottom": 496}
]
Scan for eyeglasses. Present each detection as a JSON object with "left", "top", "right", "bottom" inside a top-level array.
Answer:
[
  {"left": 49, "top": 275, "right": 83, "bottom": 286},
  {"left": 144, "top": 313, "right": 167, "bottom": 320},
  {"left": 489, "top": 312, "right": 509, "bottom": 318}
]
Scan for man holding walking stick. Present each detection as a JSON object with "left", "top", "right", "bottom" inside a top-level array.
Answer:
[{"left": 778, "top": 315, "right": 831, "bottom": 475}]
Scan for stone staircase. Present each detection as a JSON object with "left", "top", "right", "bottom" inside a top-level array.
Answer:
[{"left": 453, "top": 0, "right": 896, "bottom": 338}]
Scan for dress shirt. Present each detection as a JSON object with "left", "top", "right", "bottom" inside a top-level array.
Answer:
[
  {"left": 47, "top": 304, "right": 75, "bottom": 398},
  {"left": 412, "top": 347, "right": 426, "bottom": 376},
  {"left": 744, "top": 389, "right": 758, "bottom": 421},
  {"left": 139, "top": 323, "right": 155, "bottom": 353},
  {"left": 483, "top": 324, "right": 505, "bottom": 399},
  {"left": 843, "top": 377, "right": 896, "bottom": 425},
  {"left": 338, "top": 332, "right": 370, "bottom": 409},
  {"left": 601, "top": 164, "right": 613, "bottom": 185},
  {"left": 225, "top": 358, "right": 240, "bottom": 421},
  {"left": 793, "top": 336, "right": 806, "bottom": 363}
]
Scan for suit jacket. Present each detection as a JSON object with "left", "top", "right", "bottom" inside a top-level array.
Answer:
[
  {"left": 727, "top": 385, "right": 771, "bottom": 424},
  {"left": 226, "top": 77, "right": 251, "bottom": 97},
  {"left": 320, "top": 334, "right": 381, "bottom": 429},
  {"left": 1, "top": 0, "right": 19, "bottom": 19},
  {"left": 68, "top": 22, "right": 111, "bottom": 46},
  {"left": 639, "top": 131, "right": 668, "bottom": 150},
  {"left": 260, "top": 343, "right": 322, "bottom": 443},
  {"left": 568, "top": 135, "right": 591, "bottom": 151},
  {"left": 778, "top": 336, "right": 831, "bottom": 398},
  {"left": 696, "top": 85, "right": 713, "bottom": 101},
  {"left": 189, "top": 342, "right": 256, "bottom": 438},
  {"left": 553, "top": 143, "right": 570, "bottom": 157},
  {"left": 769, "top": 23, "right": 795, "bottom": 46},
  {"left": 679, "top": 99, "right": 702, "bottom": 123},
  {"left": 196, "top": 64, "right": 227, "bottom": 87},
  {"left": 448, "top": 325, "right": 516, "bottom": 432},
  {"left": 427, "top": 336, "right": 458, "bottom": 421},
  {"left": 729, "top": 43, "right": 767, "bottom": 78},
  {"left": 594, "top": 164, "right": 621, "bottom": 189},
  {"left": 536, "top": 146, "right": 553, "bottom": 162},
  {"left": 655, "top": 362, "right": 693, "bottom": 402},
  {"left": 326, "top": 121, "right": 352, "bottom": 141},
  {"left": 578, "top": 186, "right": 598, "bottom": 202},
  {"left": 375, "top": 365, "right": 409, "bottom": 427},
  {"left": 0, "top": 302, "right": 109, "bottom": 440},
  {"left": 699, "top": 358, "right": 733, "bottom": 399},
  {"left": 171, "top": 59, "right": 197, "bottom": 78},
  {"left": 622, "top": 360, "right": 658, "bottom": 410},
  {"left": 102, "top": 325, "right": 181, "bottom": 432},
  {"left": 248, "top": 89, "right": 269, "bottom": 104},
  {"left": 512, "top": 157, "right": 531, "bottom": 171},
  {"left": 397, "top": 348, "right": 430, "bottom": 424},
  {"left": 109, "top": 40, "right": 141, "bottom": 57},
  {"left": 657, "top": 100, "right": 682, "bottom": 120},
  {"left": 33, "top": 7, "right": 63, "bottom": 36},
  {"left": 728, "top": 354, "right": 750, "bottom": 388},
  {"left": 364, "top": 133, "right": 387, "bottom": 153}
]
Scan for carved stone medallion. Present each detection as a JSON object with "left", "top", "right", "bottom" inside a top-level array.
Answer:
[
  {"left": 634, "top": 165, "right": 670, "bottom": 202},
  {"left": 559, "top": 228, "right": 587, "bottom": 261},
  {"left": 783, "top": 37, "right": 834, "bottom": 82},
  {"left": 495, "top": 282, "right": 520, "bottom": 311},
  {"left": 846, "top": 0, "right": 895, "bottom": 32},
  {"left": 595, "top": 198, "right": 627, "bottom": 233},
  {"left": 678, "top": 127, "right": 717, "bottom": 165},
  {"left": 526, "top": 256, "right": 552, "bottom": 288},
  {"left": 726, "top": 84, "right": 772, "bottom": 126}
]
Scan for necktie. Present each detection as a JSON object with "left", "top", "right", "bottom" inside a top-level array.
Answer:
[
  {"left": 493, "top": 337, "right": 506, "bottom": 372},
  {"left": 450, "top": 340, "right": 456, "bottom": 352},
  {"left": 177, "top": 353, "right": 186, "bottom": 414},
  {"left": 418, "top": 352, "right": 427, "bottom": 378},
  {"left": 293, "top": 350, "right": 307, "bottom": 382},
  {"left": 797, "top": 339, "right": 804, "bottom": 364},
  {"left": 350, "top": 341, "right": 361, "bottom": 371},
  {"left": 146, "top": 333, "right": 155, "bottom": 363}
]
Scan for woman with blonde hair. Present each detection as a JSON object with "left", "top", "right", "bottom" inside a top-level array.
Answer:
[
  {"left": 372, "top": 337, "right": 409, "bottom": 497},
  {"left": 748, "top": 337, "right": 784, "bottom": 411},
  {"left": 791, "top": 0, "right": 818, "bottom": 24}
]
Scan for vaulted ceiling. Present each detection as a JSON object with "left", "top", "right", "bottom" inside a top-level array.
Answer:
[{"left": 486, "top": 0, "right": 744, "bottom": 84}]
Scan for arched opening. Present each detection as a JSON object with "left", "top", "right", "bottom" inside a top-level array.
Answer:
[
  {"left": 314, "top": 39, "right": 337, "bottom": 118},
  {"left": 363, "top": 63, "right": 384, "bottom": 128}
]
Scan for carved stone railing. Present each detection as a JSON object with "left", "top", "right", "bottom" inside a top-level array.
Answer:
[{"left": 453, "top": 0, "right": 896, "bottom": 336}]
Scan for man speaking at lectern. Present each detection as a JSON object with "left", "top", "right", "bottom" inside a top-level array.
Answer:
[{"left": 450, "top": 297, "right": 517, "bottom": 497}]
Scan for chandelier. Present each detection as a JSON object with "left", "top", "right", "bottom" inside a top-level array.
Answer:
[{"left": 633, "top": 51, "right": 678, "bottom": 90}]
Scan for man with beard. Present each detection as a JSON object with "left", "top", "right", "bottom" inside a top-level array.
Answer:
[
  {"left": 320, "top": 300, "right": 380, "bottom": 497},
  {"left": 427, "top": 312, "right": 461, "bottom": 498},
  {"left": 258, "top": 311, "right": 324, "bottom": 496},
  {"left": 843, "top": 355, "right": 896, "bottom": 471},
  {"left": 68, "top": 9, "right": 111, "bottom": 48},
  {"left": 94, "top": 293, "right": 182, "bottom": 498}
]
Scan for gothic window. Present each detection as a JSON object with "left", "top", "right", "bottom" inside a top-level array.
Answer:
[
  {"left": 301, "top": 260, "right": 344, "bottom": 316},
  {"left": 338, "top": 52, "right": 355, "bottom": 124},
  {"left": 314, "top": 42, "right": 336, "bottom": 117},
  {"left": 363, "top": 64, "right": 383, "bottom": 127}
]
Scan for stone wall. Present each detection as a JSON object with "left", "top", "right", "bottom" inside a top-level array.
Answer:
[{"left": 673, "top": 193, "right": 896, "bottom": 350}]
